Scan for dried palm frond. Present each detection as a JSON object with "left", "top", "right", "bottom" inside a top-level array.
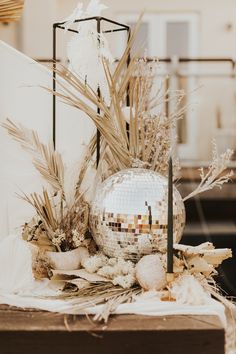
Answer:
[
  {"left": 183, "top": 142, "right": 233, "bottom": 201},
  {"left": 2, "top": 118, "right": 65, "bottom": 196},
  {"left": 2, "top": 119, "right": 90, "bottom": 251},
  {"left": 46, "top": 13, "right": 232, "bottom": 197},
  {"left": 74, "top": 133, "right": 97, "bottom": 201},
  {"left": 48, "top": 282, "right": 141, "bottom": 322},
  {"left": 0, "top": 0, "right": 24, "bottom": 22},
  {"left": 46, "top": 19, "right": 185, "bottom": 179}
]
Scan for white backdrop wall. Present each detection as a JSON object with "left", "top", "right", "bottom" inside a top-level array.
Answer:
[{"left": 0, "top": 41, "right": 94, "bottom": 236}]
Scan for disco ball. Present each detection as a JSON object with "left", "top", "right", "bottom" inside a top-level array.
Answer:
[{"left": 90, "top": 168, "right": 185, "bottom": 261}]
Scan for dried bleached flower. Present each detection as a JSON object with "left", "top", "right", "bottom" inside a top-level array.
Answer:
[
  {"left": 82, "top": 252, "right": 108, "bottom": 273},
  {"left": 112, "top": 274, "right": 136, "bottom": 289},
  {"left": 82, "top": 255, "right": 136, "bottom": 289},
  {"left": 183, "top": 142, "right": 233, "bottom": 201}
]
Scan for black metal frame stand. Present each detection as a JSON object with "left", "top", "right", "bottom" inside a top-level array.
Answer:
[{"left": 52, "top": 16, "right": 130, "bottom": 166}]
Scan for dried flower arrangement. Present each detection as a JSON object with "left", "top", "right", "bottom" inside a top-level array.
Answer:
[
  {"left": 1, "top": 8, "right": 235, "bottom": 348},
  {"left": 48, "top": 21, "right": 233, "bottom": 194},
  {"left": 0, "top": 0, "right": 24, "bottom": 22},
  {"left": 3, "top": 119, "right": 90, "bottom": 254}
]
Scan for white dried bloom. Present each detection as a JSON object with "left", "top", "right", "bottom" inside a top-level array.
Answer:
[
  {"left": 116, "top": 258, "right": 135, "bottom": 276},
  {"left": 51, "top": 229, "right": 66, "bottom": 247},
  {"left": 97, "top": 257, "right": 135, "bottom": 279},
  {"left": 97, "top": 265, "right": 116, "bottom": 278},
  {"left": 112, "top": 274, "right": 136, "bottom": 289},
  {"left": 82, "top": 253, "right": 108, "bottom": 273},
  {"left": 107, "top": 258, "right": 117, "bottom": 266},
  {"left": 71, "top": 229, "right": 85, "bottom": 248}
]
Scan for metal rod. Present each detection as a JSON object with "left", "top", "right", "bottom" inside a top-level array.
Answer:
[
  {"left": 100, "top": 16, "right": 130, "bottom": 29},
  {"left": 125, "top": 27, "right": 131, "bottom": 140},
  {"left": 52, "top": 16, "right": 130, "bottom": 162},
  {"left": 159, "top": 57, "right": 234, "bottom": 64},
  {"left": 56, "top": 25, "right": 79, "bottom": 33},
  {"left": 102, "top": 28, "right": 128, "bottom": 33},
  {"left": 167, "top": 156, "right": 173, "bottom": 274},
  {"left": 115, "top": 57, "right": 235, "bottom": 64},
  {"left": 54, "top": 16, "right": 129, "bottom": 30},
  {"left": 56, "top": 25, "right": 128, "bottom": 34},
  {"left": 96, "top": 18, "right": 101, "bottom": 168},
  {"left": 52, "top": 24, "right": 56, "bottom": 149},
  {"left": 126, "top": 27, "right": 131, "bottom": 107}
]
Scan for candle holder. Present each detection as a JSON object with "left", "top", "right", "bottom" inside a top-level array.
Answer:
[{"left": 52, "top": 16, "right": 130, "bottom": 167}]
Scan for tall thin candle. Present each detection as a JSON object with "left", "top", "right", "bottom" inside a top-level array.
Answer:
[{"left": 167, "top": 156, "right": 173, "bottom": 275}]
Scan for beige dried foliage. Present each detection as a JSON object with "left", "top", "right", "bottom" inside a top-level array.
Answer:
[
  {"left": 183, "top": 142, "right": 234, "bottom": 201},
  {"left": 2, "top": 119, "right": 89, "bottom": 252},
  {"left": 46, "top": 19, "right": 186, "bottom": 180}
]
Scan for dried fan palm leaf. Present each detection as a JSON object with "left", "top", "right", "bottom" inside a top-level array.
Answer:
[
  {"left": 0, "top": 0, "right": 24, "bottom": 22},
  {"left": 47, "top": 55, "right": 185, "bottom": 178},
  {"left": 47, "top": 282, "right": 141, "bottom": 322}
]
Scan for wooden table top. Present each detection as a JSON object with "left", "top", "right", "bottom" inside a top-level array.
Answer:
[{"left": 0, "top": 305, "right": 225, "bottom": 354}]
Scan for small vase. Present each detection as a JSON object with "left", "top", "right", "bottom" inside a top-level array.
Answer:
[{"left": 46, "top": 246, "right": 89, "bottom": 271}]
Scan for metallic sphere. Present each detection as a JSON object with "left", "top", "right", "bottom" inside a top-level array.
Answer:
[{"left": 90, "top": 168, "right": 185, "bottom": 261}]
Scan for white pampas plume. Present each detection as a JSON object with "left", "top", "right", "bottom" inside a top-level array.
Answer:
[
  {"left": 86, "top": 0, "right": 107, "bottom": 16},
  {"left": 0, "top": 235, "right": 34, "bottom": 293},
  {"left": 171, "top": 274, "right": 211, "bottom": 306},
  {"left": 66, "top": 0, "right": 114, "bottom": 104},
  {"left": 63, "top": 2, "right": 84, "bottom": 30}
]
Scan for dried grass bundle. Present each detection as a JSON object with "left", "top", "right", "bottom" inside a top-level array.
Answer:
[
  {"left": 0, "top": 0, "right": 24, "bottom": 22},
  {"left": 21, "top": 189, "right": 89, "bottom": 252}
]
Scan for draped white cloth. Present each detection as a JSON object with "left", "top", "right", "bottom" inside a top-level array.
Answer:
[
  {"left": 0, "top": 291, "right": 226, "bottom": 327},
  {"left": 0, "top": 236, "right": 226, "bottom": 328}
]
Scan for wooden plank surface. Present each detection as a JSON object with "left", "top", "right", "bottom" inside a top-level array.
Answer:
[{"left": 0, "top": 305, "right": 225, "bottom": 354}]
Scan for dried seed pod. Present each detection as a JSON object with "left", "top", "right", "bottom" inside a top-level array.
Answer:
[{"left": 136, "top": 254, "right": 166, "bottom": 291}]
